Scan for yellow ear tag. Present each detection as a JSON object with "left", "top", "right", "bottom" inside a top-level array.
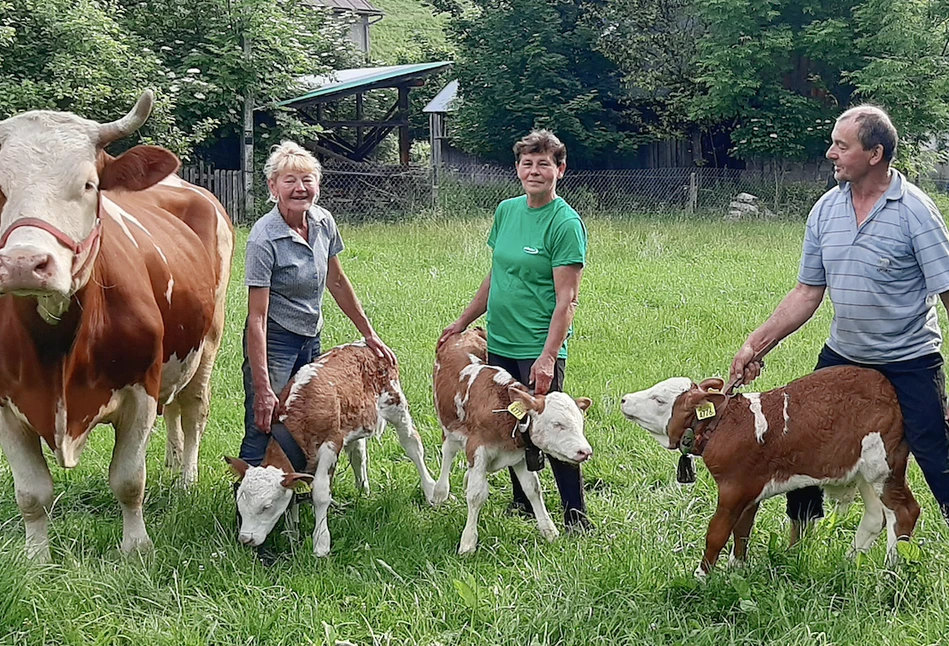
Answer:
[
  {"left": 293, "top": 480, "right": 312, "bottom": 495},
  {"left": 695, "top": 402, "right": 716, "bottom": 420},
  {"left": 507, "top": 401, "right": 528, "bottom": 420}
]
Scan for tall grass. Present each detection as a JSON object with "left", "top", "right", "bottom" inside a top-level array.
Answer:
[{"left": 2, "top": 216, "right": 949, "bottom": 645}]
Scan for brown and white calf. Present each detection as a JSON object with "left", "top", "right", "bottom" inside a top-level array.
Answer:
[
  {"left": 433, "top": 329, "right": 593, "bottom": 554},
  {"left": 621, "top": 365, "right": 919, "bottom": 577},
  {"left": 226, "top": 341, "right": 436, "bottom": 556}
]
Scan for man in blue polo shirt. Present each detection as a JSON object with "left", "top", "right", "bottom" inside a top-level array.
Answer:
[{"left": 731, "top": 105, "right": 949, "bottom": 543}]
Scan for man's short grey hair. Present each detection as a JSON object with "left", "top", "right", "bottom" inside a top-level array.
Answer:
[
  {"left": 838, "top": 105, "right": 899, "bottom": 163},
  {"left": 263, "top": 141, "right": 322, "bottom": 183}
]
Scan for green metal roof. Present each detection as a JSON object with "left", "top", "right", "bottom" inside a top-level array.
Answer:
[{"left": 277, "top": 62, "right": 452, "bottom": 107}]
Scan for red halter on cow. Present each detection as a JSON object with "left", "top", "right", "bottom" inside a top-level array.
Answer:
[{"left": 0, "top": 91, "right": 234, "bottom": 560}]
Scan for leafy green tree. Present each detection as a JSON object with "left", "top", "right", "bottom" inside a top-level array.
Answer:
[
  {"left": 0, "top": 0, "right": 357, "bottom": 158},
  {"left": 436, "top": 0, "right": 636, "bottom": 168},
  {"left": 0, "top": 0, "right": 184, "bottom": 150},
  {"left": 689, "top": 0, "right": 949, "bottom": 171}
]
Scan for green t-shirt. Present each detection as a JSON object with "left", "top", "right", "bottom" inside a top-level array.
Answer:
[{"left": 486, "top": 195, "right": 587, "bottom": 359}]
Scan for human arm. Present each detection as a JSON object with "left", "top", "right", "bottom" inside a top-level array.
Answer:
[
  {"left": 247, "top": 287, "right": 278, "bottom": 433},
  {"left": 325, "top": 255, "right": 396, "bottom": 364},
  {"left": 730, "top": 282, "right": 826, "bottom": 383},
  {"left": 531, "top": 264, "right": 583, "bottom": 394},
  {"left": 437, "top": 272, "right": 492, "bottom": 348}
]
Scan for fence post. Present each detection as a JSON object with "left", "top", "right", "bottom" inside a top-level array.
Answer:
[{"left": 687, "top": 171, "right": 698, "bottom": 214}]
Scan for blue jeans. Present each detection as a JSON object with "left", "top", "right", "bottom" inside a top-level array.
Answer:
[
  {"left": 787, "top": 345, "right": 949, "bottom": 522},
  {"left": 239, "top": 319, "right": 321, "bottom": 466}
]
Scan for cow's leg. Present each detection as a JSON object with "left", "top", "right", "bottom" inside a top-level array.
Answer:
[
  {"left": 381, "top": 390, "right": 436, "bottom": 504},
  {"left": 111, "top": 386, "right": 158, "bottom": 554},
  {"left": 459, "top": 451, "right": 489, "bottom": 555},
  {"left": 174, "top": 340, "right": 220, "bottom": 488},
  {"left": 311, "top": 444, "right": 339, "bottom": 557},
  {"left": 345, "top": 438, "right": 370, "bottom": 495},
  {"left": 852, "top": 477, "right": 885, "bottom": 555},
  {"left": 163, "top": 400, "right": 184, "bottom": 472},
  {"left": 698, "top": 487, "right": 750, "bottom": 578},
  {"left": 729, "top": 501, "right": 760, "bottom": 566},
  {"left": 433, "top": 432, "right": 462, "bottom": 505},
  {"left": 881, "top": 474, "right": 921, "bottom": 567},
  {"left": 511, "top": 460, "right": 558, "bottom": 542},
  {"left": 0, "top": 411, "right": 53, "bottom": 561}
]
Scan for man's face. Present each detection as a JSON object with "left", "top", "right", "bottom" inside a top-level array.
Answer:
[{"left": 826, "top": 118, "right": 881, "bottom": 184}]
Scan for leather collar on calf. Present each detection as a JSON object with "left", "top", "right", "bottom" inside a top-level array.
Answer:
[{"left": 270, "top": 421, "right": 309, "bottom": 474}]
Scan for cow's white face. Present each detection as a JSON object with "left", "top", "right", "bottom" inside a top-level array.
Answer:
[
  {"left": 621, "top": 378, "right": 693, "bottom": 449},
  {"left": 0, "top": 91, "right": 169, "bottom": 322},
  {"left": 0, "top": 113, "right": 101, "bottom": 307},
  {"left": 527, "top": 392, "right": 593, "bottom": 464},
  {"left": 235, "top": 466, "right": 296, "bottom": 546}
]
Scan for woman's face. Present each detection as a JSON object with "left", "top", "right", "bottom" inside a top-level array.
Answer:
[
  {"left": 269, "top": 170, "right": 319, "bottom": 215},
  {"left": 516, "top": 151, "right": 565, "bottom": 201}
]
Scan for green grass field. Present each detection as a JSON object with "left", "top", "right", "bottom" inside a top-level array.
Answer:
[
  {"left": 368, "top": 0, "right": 452, "bottom": 64},
  {"left": 3, "top": 215, "right": 949, "bottom": 645}
]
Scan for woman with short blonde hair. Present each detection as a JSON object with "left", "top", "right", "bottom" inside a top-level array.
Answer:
[{"left": 236, "top": 141, "right": 395, "bottom": 486}]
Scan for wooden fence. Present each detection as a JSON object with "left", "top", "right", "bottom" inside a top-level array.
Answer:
[{"left": 180, "top": 163, "right": 248, "bottom": 224}]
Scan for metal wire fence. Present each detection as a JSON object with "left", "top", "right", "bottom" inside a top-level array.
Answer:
[{"left": 287, "top": 161, "right": 949, "bottom": 223}]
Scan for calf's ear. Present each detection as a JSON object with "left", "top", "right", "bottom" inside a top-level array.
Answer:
[
  {"left": 698, "top": 377, "right": 725, "bottom": 393},
  {"left": 574, "top": 396, "right": 592, "bottom": 412},
  {"left": 224, "top": 456, "right": 250, "bottom": 480},
  {"left": 508, "top": 385, "right": 538, "bottom": 410},
  {"left": 281, "top": 472, "right": 315, "bottom": 489}
]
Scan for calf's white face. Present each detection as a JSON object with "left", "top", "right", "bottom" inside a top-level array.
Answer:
[
  {"left": 234, "top": 466, "right": 297, "bottom": 546},
  {"left": 620, "top": 377, "right": 692, "bottom": 449},
  {"left": 526, "top": 391, "right": 593, "bottom": 464}
]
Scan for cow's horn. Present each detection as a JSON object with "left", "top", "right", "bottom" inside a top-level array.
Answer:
[{"left": 97, "top": 90, "right": 155, "bottom": 147}]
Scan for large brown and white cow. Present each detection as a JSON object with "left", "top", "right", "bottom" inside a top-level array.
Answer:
[{"left": 0, "top": 91, "right": 233, "bottom": 560}]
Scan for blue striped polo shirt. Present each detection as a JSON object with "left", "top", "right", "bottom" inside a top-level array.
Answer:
[
  {"left": 799, "top": 170, "right": 949, "bottom": 363},
  {"left": 245, "top": 205, "right": 344, "bottom": 337}
]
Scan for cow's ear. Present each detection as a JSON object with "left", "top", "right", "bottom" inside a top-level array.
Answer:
[
  {"left": 508, "top": 385, "right": 538, "bottom": 411},
  {"left": 224, "top": 456, "right": 250, "bottom": 480},
  {"left": 99, "top": 145, "right": 180, "bottom": 192},
  {"left": 698, "top": 377, "right": 725, "bottom": 393},
  {"left": 281, "top": 472, "right": 314, "bottom": 490},
  {"left": 574, "top": 396, "right": 592, "bottom": 412}
]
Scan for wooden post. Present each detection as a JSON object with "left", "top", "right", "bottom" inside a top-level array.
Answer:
[
  {"left": 241, "top": 25, "right": 255, "bottom": 221},
  {"left": 398, "top": 85, "right": 410, "bottom": 167},
  {"left": 688, "top": 171, "right": 698, "bottom": 214}
]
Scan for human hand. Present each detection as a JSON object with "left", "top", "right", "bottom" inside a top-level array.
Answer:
[
  {"left": 729, "top": 343, "right": 764, "bottom": 385},
  {"left": 530, "top": 354, "right": 556, "bottom": 395},
  {"left": 253, "top": 387, "right": 279, "bottom": 433},
  {"left": 365, "top": 333, "right": 397, "bottom": 365},
  {"left": 437, "top": 320, "right": 467, "bottom": 349}
]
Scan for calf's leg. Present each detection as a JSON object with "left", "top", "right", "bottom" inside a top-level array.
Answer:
[
  {"left": 433, "top": 434, "right": 462, "bottom": 505},
  {"left": 345, "top": 438, "right": 370, "bottom": 495},
  {"left": 852, "top": 477, "right": 885, "bottom": 555},
  {"left": 382, "top": 398, "right": 436, "bottom": 504},
  {"left": 459, "top": 451, "right": 489, "bottom": 555},
  {"left": 729, "top": 502, "right": 759, "bottom": 566},
  {"left": 311, "top": 444, "right": 339, "bottom": 557},
  {"left": 511, "top": 460, "right": 558, "bottom": 541},
  {"left": 699, "top": 487, "right": 752, "bottom": 577}
]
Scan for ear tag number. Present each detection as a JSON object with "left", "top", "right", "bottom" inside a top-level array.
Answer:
[
  {"left": 293, "top": 481, "right": 312, "bottom": 495},
  {"left": 508, "top": 401, "right": 527, "bottom": 420},
  {"left": 695, "top": 402, "right": 716, "bottom": 420}
]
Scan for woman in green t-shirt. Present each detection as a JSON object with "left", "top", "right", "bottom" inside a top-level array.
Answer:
[{"left": 438, "top": 130, "right": 592, "bottom": 532}]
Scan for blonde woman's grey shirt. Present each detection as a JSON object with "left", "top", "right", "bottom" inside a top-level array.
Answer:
[
  {"left": 244, "top": 205, "right": 344, "bottom": 337},
  {"left": 799, "top": 170, "right": 949, "bottom": 363}
]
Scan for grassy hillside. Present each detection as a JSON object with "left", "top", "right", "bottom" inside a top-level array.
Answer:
[{"left": 369, "top": 0, "right": 454, "bottom": 64}]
